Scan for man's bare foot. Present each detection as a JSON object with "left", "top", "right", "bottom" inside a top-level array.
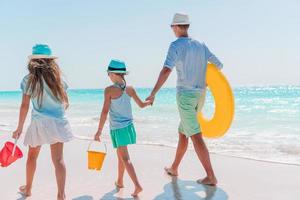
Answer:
[
  {"left": 19, "top": 185, "right": 31, "bottom": 197},
  {"left": 115, "top": 181, "right": 124, "bottom": 189},
  {"left": 197, "top": 176, "right": 218, "bottom": 186},
  {"left": 131, "top": 186, "right": 143, "bottom": 197},
  {"left": 164, "top": 167, "right": 178, "bottom": 176}
]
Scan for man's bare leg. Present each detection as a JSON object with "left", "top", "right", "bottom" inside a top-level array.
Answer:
[
  {"left": 165, "top": 132, "right": 188, "bottom": 176},
  {"left": 190, "top": 133, "right": 217, "bottom": 185}
]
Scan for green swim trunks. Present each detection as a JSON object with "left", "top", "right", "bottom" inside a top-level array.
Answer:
[
  {"left": 177, "top": 90, "right": 206, "bottom": 137},
  {"left": 110, "top": 123, "right": 137, "bottom": 148}
]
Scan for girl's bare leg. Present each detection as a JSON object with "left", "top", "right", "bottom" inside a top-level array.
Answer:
[
  {"left": 117, "top": 146, "right": 142, "bottom": 197},
  {"left": 116, "top": 150, "right": 125, "bottom": 188},
  {"left": 19, "top": 146, "right": 41, "bottom": 197},
  {"left": 50, "top": 142, "right": 66, "bottom": 200}
]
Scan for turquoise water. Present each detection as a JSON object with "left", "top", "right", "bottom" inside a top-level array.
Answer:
[{"left": 0, "top": 86, "right": 300, "bottom": 164}]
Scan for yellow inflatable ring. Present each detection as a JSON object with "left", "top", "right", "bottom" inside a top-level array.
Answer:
[{"left": 197, "top": 63, "right": 235, "bottom": 138}]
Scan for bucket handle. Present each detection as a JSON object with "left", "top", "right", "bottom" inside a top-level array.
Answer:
[
  {"left": 12, "top": 138, "right": 18, "bottom": 156},
  {"left": 87, "top": 141, "right": 107, "bottom": 154}
]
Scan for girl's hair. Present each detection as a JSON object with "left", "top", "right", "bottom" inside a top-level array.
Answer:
[
  {"left": 26, "top": 58, "right": 68, "bottom": 107},
  {"left": 115, "top": 73, "right": 127, "bottom": 90}
]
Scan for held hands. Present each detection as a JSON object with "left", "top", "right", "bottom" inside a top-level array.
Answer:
[
  {"left": 12, "top": 128, "right": 22, "bottom": 139},
  {"left": 145, "top": 98, "right": 154, "bottom": 107},
  {"left": 146, "top": 94, "right": 155, "bottom": 106}
]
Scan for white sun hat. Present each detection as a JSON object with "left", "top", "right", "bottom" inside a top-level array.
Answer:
[{"left": 171, "top": 13, "right": 190, "bottom": 26}]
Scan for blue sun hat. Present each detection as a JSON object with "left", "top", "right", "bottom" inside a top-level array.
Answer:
[
  {"left": 28, "top": 44, "right": 57, "bottom": 60},
  {"left": 107, "top": 59, "right": 129, "bottom": 75}
]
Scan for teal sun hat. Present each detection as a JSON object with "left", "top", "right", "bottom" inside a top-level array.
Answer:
[
  {"left": 28, "top": 44, "right": 58, "bottom": 60},
  {"left": 107, "top": 59, "right": 129, "bottom": 75}
]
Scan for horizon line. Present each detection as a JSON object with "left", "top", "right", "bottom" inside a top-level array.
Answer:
[{"left": 1, "top": 84, "right": 300, "bottom": 93}]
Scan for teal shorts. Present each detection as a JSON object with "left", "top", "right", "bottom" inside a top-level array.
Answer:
[
  {"left": 177, "top": 91, "right": 205, "bottom": 137},
  {"left": 110, "top": 123, "right": 136, "bottom": 148}
]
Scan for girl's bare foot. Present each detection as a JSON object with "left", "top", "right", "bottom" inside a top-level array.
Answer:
[
  {"left": 197, "top": 176, "right": 218, "bottom": 186},
  {"left": 115, "top": 181, "right": 124, "bottom": 189},
  {"left": 57, "top": 194, "right": 66, "bottom": 200},
  {"left": 19, "top": 185, "right": 32, "bottom": 197},
  {"left": 164, "top": 167, "right": 178, "bottom": 176},
  {"left": 131, "top": 186, "right": 143, "bottom": 197}
]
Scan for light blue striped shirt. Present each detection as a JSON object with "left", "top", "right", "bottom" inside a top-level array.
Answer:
[{"left": 164, "top": 37, "right": 223, "bottom": 93}]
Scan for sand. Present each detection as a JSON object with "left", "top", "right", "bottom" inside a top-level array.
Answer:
[{"left": 0, "top": 136, "right": 299, "bottom": 200}]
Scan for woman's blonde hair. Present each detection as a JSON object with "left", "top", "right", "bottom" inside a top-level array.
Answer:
[{"left": 26, "top": 58, "right": 68, "bottom": 107}]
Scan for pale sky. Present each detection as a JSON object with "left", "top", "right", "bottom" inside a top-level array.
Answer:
[{"left": 0, "top": 0, "right": 299, "bottom": 91}]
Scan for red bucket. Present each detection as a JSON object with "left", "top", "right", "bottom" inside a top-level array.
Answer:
[{"left": 0, "top": 141, "right": 23, "bottom": 167}]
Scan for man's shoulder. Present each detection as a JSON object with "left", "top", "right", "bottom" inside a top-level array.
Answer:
[
  {"left": 172, "top": 37, "right": 204, "bottom": 46},
  {"left": 190, "top": 38, "right": 205, "bottom": 46}
]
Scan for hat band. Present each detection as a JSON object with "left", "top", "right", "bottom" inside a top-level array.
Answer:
[{"left": 108, "top": 67, "right": 126, "bottom": 71}]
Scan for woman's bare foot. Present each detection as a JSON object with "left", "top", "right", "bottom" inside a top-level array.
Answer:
[
  {"left": 19, "top": 185, "right": 32, "bottom": 197},
  {"left": 115, "top": 181, "right": 124, "bottom": 189},
  {"left": 197, "top": 176, "right": 218, "bottom": 186},
  {"left": 131, "top": 185, "right": 143, "bottom": 197},
  {"left": 164, "top": 167, "right": 178, "bottom": 176}
]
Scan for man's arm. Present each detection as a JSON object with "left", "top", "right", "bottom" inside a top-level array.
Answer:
[
  {"left": 205, "top": 44, "right": 223, "bottom": 69},
  {"left": 146, "top": 67, "right": 172, "bottom": 101},
  {"left": 147, "top": 42, "right": 176, "bottom": 102}
]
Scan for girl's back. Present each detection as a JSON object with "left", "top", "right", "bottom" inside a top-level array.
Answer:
[
  {"left": 109, "top": 85, "right": 133, "bottom": 130},
  {"left": 13, "top": 44, "right": 73, "bottom": 199},
  {"left": 21, "top": 75, "right": 68, "bottom": 120},
  {"left": 19, "top": 54, "right": 73, "bottom": 147}
]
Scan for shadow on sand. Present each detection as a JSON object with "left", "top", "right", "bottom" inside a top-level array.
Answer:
[
  {"left": 100, "top": 188, "right": 140, "bottom": 200},
  {"left": 71, "top": 177, "right": 227, "bottom": 200},
  {"left": 72, "top": 195, "right": 94, "bottom": 200},
  {"left": 154, "top": 177, "right": 228, "bottom": 200},
  {"left": 16, "top": 195, "right": 26, "bottom": 200},
  {"left": 72, "top": 189, "right": 140, "bottom": 200}
]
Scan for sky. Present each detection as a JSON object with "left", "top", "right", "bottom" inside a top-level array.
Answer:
[{"left": 0, "top": 0, "right": 299, "bottom": 91}]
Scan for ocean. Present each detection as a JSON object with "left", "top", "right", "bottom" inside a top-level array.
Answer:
[{"left": 0, "top": 86, "right": 300, "bottom": 165}]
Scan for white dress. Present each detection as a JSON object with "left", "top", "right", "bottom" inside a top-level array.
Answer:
[{"left": 21, "top": 75, "right": 73, "bottom": 147}]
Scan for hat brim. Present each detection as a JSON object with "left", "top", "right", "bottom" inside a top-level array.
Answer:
[
  {"left": 171, "top": 22, "right": 190, "bottom": 26},
  {"left": 28, "top": 55, "right": 58, "bottom": 60},
  {"left": 107, "top": 70, "right": 129, "bottom": 75}
]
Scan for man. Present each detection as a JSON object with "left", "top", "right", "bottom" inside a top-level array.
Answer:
[{"left": 146, "top": 13, "right": 223, "bottom": 185}]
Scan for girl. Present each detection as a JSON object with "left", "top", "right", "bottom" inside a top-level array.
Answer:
[
  {"left": 12, "top": 44, "right": 73, "bottom": 200},
  {"left": 94, "top": 59, "right": 152, "bottom": 197}
]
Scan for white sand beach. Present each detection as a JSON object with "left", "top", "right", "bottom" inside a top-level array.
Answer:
[{"left": 0, "top": 134, "right": 299, "bottom": 200}]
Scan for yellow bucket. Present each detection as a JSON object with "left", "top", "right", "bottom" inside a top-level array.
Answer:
[{"left": 87, "top": 141, "right": 107, "bottom": 171}]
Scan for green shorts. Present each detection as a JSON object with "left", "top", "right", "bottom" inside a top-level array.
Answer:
[
  {"left": 110, "top": 123, "right": 136, "bottom": 148},
  {"left": 177, "top": 90, "right": 206, "bottom": 137}
]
